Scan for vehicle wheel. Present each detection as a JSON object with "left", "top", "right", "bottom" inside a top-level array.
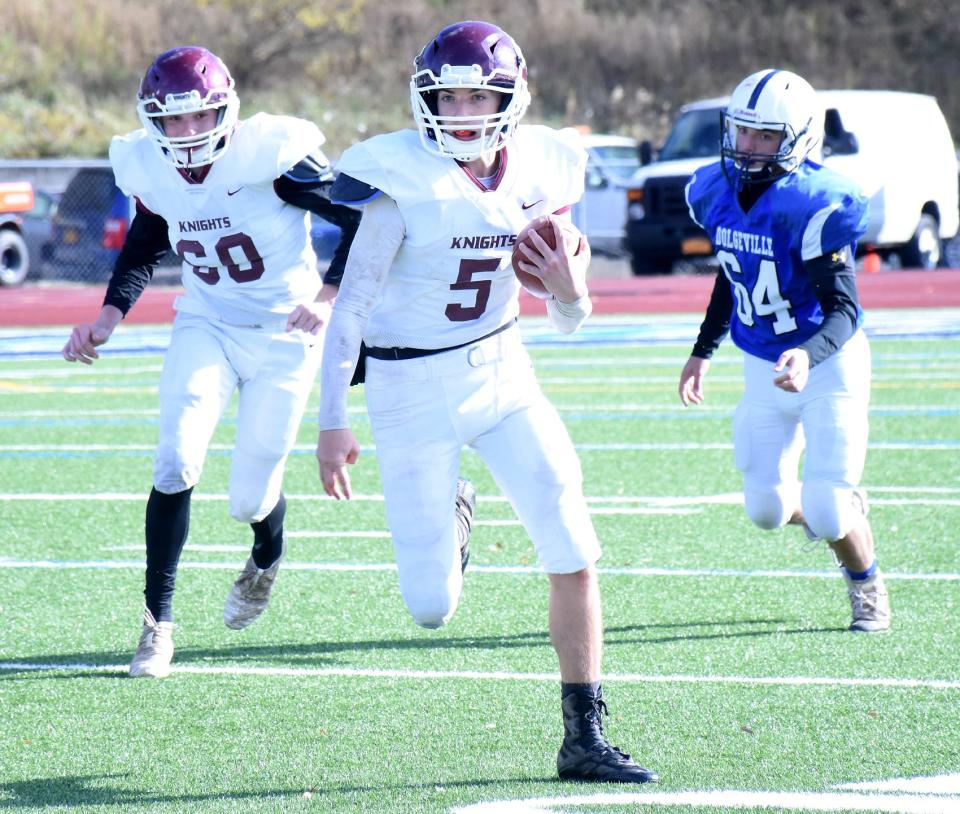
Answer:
[
  {"left": 630, "top": 252, "right": 673, "bottom": 275},
  {"left": 899, "top": 213, "right": 942, "bottom": 269},
  {"left": 0, "top": 228, "right": 30, "bottom": 286}
]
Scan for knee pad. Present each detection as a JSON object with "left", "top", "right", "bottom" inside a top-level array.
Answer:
[
  {"left": 801, "top": 482, "right": 853, "bottom": 542},
  {"left": 153, "top": 444, "right": 201, "bottom": 494},
  {"left": 398, "top": 562, "right": 461, "bottom": 629},
  {"left": 743, "top": 484, "right": 796, "bottom": 530},
  {"left": 229, "top": 492, "right": 273, "bottom": 524}
]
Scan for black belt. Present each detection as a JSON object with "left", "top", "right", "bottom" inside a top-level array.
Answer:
[{"left": 364, "top": 319, "right": 516, "bottom": 361}]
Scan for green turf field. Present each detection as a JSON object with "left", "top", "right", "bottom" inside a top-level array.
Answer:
[{"left": 1, "top": 317, "right": 958, "bottom": 813}]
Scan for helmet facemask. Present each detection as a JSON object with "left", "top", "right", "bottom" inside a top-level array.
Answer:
[
  {"left": 411, "top": 63, "right": 529, "bottom": 162},
  {"left": 138, "top": 88, "right": 239, "bottom": 169}
]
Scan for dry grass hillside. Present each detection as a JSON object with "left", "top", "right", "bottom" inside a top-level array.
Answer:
[{"left": 1, "top": 0, "right": 957, "bottom": 158}]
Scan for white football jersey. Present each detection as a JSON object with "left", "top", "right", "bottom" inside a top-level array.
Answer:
[
  {"left": 335, "top": 125, "right": 587, "bottom": 348},
  {"left": 110, "top": 113, "right": 326, "bottom": 324}
]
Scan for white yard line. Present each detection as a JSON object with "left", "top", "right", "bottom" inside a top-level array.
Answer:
[
  {"left": 1, "top": 557, "right": 957, "bottom": 582},
  {"left": 0, "top": 661, "right": 958, "bottom": 691}
]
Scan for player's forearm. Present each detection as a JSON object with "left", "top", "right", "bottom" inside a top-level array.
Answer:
[
  {"left": 317, "top": 307, "right": 364, "bottom": 430},
  {"left": 547, "top": 293, "right": 592, "bottom": 334},
  {"left": 692, "top": 269, "right": 732, "bottom": 358},
  {"left": 800, "top": 248, "right": 860, "bottom": 366}
]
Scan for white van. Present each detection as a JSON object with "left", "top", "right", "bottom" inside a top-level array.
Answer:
[
  {"left": 623, "top": 90, "right": 959, "bottom": 273},
  {"left": 570, "top": 132, "right": 640, "bottom": 256}
]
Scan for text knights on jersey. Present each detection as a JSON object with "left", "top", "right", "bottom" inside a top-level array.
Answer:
[
  {"left": 178, "top": 216, "right": 232, "bottom": 233},
  {"left": 713, "top": 226, "right": 774, "bottom": 257},
  {"left": 449, "top": 234, "right": 517, "bottom": 250}
]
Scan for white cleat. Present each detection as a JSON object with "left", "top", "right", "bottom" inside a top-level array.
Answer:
[
  {"left": 224, "top": 541, "right": 285, "bottom": 630},
  {"left": 129, "top": 608, "right": 174, "bottom": 678},
  {"left": 845, "top": 570, "right": 891, "bottom": 633}
]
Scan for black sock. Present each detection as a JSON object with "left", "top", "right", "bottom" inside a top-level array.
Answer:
[
  {"left": 251, "top": 492, "right": 286, "bottom": 569},
  {"left": 144, "top": 486, "right": 193, "bottom": 623},
  {"left": 561, "top": 681, "right": 602, "bottom": 701}
]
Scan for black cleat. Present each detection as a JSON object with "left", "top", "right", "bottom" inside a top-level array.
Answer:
[
  {"left": 557, "top": 690, "right": 659, "bottom": 784},
  {"left": 454, "top": 477, "right": 476, "bottom": 574}
]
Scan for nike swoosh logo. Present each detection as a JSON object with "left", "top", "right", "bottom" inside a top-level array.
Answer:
[
  {"left": 227, "top": 187, "right": 243, "bottom": 196},
  {"left": 521, "top": 199, "right": 543, "bottom": 210}
]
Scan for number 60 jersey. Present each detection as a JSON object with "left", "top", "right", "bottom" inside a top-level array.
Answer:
[
  {"left": 685, "top": 160, "right": 869, "bottom": 362},
  {"left": 109, "top": 113, "right": 325, "bottom": 325}
]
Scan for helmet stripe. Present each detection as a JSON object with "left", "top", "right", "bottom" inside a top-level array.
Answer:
[{"left": 746, "top": 69, "right": 780, "bottom": 110}]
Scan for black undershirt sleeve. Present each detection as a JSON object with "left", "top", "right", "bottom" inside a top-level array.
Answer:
[
  {"left": 102, "top": 205, "right": 171, "bottom": 316},
  {"left": 799, "top": 248, "right": 860, "bottom": 366},
  {"left": 273, "top": 170, "right": 361, "bottom": 288},
  {"left": 691, "top": 269, "right": 733, "bottom": 359}
]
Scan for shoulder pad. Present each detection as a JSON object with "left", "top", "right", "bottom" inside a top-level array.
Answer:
[
  {"left": 330, "top": 173, "right": 382, "bottom": 205},
  {"left": 282, "top": 151, "right": 335, "bottom": 185},
  {"left": 109, "top": 130, "right": 155, "bottom": 197}
]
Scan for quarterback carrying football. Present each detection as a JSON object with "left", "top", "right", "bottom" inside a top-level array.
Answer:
[
  {"left": 62, "top": 46, "right": 361, "bottom": 677},
  {"left": 679, "top": 68, "right": 890, "bottom": 632},
  {"left": 315, "top": 21, "right": 658, "bottom": 784}
]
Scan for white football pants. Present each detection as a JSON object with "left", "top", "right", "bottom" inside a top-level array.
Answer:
[
  {"left": 154, "top": 312, "right": 322, "bottom": 523},
  {"left": 364, "top": 325, "right": 600, "bottom": 629},
  {"left": 733, "top": 328, "right": 871, "bottom": 541}
]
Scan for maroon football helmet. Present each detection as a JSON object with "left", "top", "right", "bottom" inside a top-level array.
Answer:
[
  {"left": 410, "top": 21, "right": 530, "bottom": 160},
  {"left": 136, "top": 46, "right": 239, "bottom": 168}
]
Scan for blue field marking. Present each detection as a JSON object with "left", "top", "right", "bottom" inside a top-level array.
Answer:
[{"left": 3, "top": 308, "right": 960, "bottom": 359}]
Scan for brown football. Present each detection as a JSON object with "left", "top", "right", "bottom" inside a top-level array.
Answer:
[{"left": 510, "top": 216, "right": 587, "bottom": 299}]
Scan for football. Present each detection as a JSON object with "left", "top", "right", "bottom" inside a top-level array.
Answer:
[{"left": 510, "top": 216, "right": 588, "bottom": 299}]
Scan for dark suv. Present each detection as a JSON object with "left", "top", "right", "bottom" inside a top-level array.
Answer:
[{"left": 46, "top": 166, "right": 141, "bottom": 282}]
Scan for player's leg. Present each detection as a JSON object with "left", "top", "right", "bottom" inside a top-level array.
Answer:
[
  {"left": 132, "top": 316, "right": 237, "bottom": 677},
  {"left": 734, "top": 351, "right": 806, "bottom": 531},
  {"left": 471, "top": 340, "right": 657, "bottom": 783},
  {"left": 223, "top": 328, "right": 321, "bottom": 630},
  {"left": 365, "top": 356, "right": 466, "bottom": 628},
  {"left": 800, "top": 331, "right": 889, "bottom": 631}
]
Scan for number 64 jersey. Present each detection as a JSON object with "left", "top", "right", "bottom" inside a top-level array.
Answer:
[
  {"left": 109, "top": 113, "right": 325, "bottom": 325},
  {"left": 685, "top": 161, "right": 870, "bottom": 362}
]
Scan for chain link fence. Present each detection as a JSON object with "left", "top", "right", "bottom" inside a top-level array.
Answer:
[{"left": 0, "top": 159, "right": 339, "bottom": 286}]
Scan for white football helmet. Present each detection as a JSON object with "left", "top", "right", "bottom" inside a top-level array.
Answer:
[
  {"left": 410, "top": 21, "right": 530, "bottom": 162},
  {"left": 721, "top": 69, "right": 823, "bottom": 186}
]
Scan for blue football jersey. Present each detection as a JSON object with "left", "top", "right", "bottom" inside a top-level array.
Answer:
[{"left": 685, "top": 160, "right": 869, "bottom": 361}]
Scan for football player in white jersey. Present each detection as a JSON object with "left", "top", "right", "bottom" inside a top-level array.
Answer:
[
  {"left": 315, "top": 21, "right": 658, "bottom": 784},
  {"left": 61, "top": 46, "right": 361, "bottom": 678},
  {"left": 680, "top": 69, "right": 890, "bottom": 632}
]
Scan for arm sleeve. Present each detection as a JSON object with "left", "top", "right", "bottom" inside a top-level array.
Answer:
[
  {"left": 102, "top": 205, "right": 171, "bottom": 316},
  {"left": 273, "top": 154, "right": 362, "bottom": 287},
  {"left": 318, "top": 194, "right": 405, "bottom": 430},
  {"left": 691, "top": 270, "right": 733, "bottom": 359},
  {"left": 798, "top": 246, "right": 860, "bottom": 366},
  {"left": 546, "top": 293, "right": 592, "bottom": 334}
]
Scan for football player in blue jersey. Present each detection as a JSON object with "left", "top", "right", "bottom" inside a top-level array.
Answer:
[{"left": 679, "top": 69, "right": 890, "bottom": 632}]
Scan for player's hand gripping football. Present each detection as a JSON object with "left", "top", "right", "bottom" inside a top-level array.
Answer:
[
  {"left": 514, "top": 218, "right": 590, "bottom": 303},
  {"left": 317, "top": 428, "right": 361, "bottom": 500},
  {"left": 62, "top": 305, "right": 123, "bottom": 365},
  {"left": 286, "top": 282, "right": 338, "bottom": 335}
]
